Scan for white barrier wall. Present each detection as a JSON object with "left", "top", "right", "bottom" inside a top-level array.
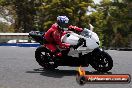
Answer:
[{"left": 0, "top": 33, "right": 29, "bottom": 43}]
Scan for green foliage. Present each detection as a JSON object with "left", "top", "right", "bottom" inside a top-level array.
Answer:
[
  {"left": 0, "top": 0, "right": 93, "bottom": 31},
  {"left": 0, "top": 22, "right": 14, "bottom": 32},
  {"left": 88, "top": 0, "right": 132, "bottom": 48},
  {"left": 0, "top": 0, "right": 36, "bottom": 32},
  {"left": 36, "top": 0, "right": 93, "bottom": 30},
  {"left": 0, "top": 0, "right": 131, "bottom": 48}
]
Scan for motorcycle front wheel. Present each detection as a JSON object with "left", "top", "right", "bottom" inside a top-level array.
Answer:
[
  {"left": 90, "top": 51, "right": 113, "bottom": 72},
  {"left": 35, "top": 46, "right": 58, "bottom": 69}
]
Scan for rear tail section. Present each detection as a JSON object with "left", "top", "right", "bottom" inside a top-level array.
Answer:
[{"left": 29, "top": 31, "right": 45, "bottom": 45}]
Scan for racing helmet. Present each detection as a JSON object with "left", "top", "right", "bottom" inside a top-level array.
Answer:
[{"left": 57, "top": 16, "right": 69, "bottom": 31}]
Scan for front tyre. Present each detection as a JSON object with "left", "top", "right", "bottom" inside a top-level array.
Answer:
[
  {"left": 35, "top": 46, "right": 58, "bottom": 69},
  {"left": 90, "top": 51, "right": 113, "bottom": 72}
]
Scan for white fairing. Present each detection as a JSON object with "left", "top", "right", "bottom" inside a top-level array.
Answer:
[
  {"left": 61, "top": 33, "right": 79, "bottom": 45},
  {"left": 61, "top": 28, "right": 100, "bottom": 56},
  {"left": 85, "top": 30, "right": 99, "bottom": 49}
]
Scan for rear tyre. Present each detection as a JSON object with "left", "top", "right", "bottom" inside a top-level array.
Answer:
[
  {"left": 90, "top": 51, "right": 113, "bottom": 72},
  {"left": 35, "top": 46, "right": 58, "bottom": 70}
]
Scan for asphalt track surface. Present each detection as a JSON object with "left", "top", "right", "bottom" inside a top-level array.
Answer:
[{"left": 0, "top": 46, "right": 132, "bottom": 88}]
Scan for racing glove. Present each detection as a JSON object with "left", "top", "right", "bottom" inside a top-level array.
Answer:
[
  {"left": 70, "top": 38, "right": 86, "bottom": 49},
  {"left": 70, "top": 45, "right": 78, "bottom": 49}
]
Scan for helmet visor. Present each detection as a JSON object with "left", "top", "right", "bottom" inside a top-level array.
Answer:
[{"left": 60, "top": 23, "right": 69, "bottom": 29}]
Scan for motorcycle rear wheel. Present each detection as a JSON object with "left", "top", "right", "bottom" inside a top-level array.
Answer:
[
  {"left": 35, "top": 46, "right": 58, "bottom": 69},
  {"left": 90, "top": 51, "right": 113, "bottom": 72}
]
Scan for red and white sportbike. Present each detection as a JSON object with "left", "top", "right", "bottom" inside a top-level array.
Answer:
[{"left": 29, "top": 28, "right": 113, "bottom": 72}]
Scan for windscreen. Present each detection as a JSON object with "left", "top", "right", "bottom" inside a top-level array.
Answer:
[{"left": 80, "top": 28, "right": 92, "bottom": 38}]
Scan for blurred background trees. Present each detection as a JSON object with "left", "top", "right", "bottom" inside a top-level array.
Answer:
[
  {"left": 0, "top": 0, "right": 132, "bottom": 48},
  {"left": 88, "top": 0, "right": 132, "bottom": 48}
]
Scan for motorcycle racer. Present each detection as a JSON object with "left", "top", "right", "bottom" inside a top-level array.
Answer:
[
  {"left": 44, "top": 16, "right": 83, "bottom": 57},
  {"left": 29, "top": 17, "right": 113, "bottom": 72}
]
